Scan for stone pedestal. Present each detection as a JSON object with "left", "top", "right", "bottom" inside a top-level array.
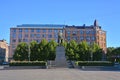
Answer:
[{"left": 55, "top": 46, "right": 67, "bottom": 68}]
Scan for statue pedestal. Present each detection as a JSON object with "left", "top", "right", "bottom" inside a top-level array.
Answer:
[{"left": 55, "top": 46, "right": 67, "bottom": 68}]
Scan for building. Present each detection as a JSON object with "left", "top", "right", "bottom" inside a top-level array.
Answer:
[
  {"left": 10, "top": 20, "right": 106, "bottom": 58},
  {"left": 65, "top": 20, "right": 106, "bottom": 53},
  {"left": 9, "top": 24, "right": 65, "bottom": 58},
  {"left": 0, "top": 39, "right": 9, "bottom": 62}
]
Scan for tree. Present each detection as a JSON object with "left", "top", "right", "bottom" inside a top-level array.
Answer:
[
  {"left": 38, "top": 39, "right": 48, "bottom": 61},
  {"left": 66, "top": 40, "right": 78, "bottom": 60},
  {"left": 93, "top": 48, "right": 103, "bottom": 61},
  {"left": 89, "top": 42, "right": 102, "bottom": 61},
  {"left": 77, "top": 41, "right": 89, "bottom": 61},
  {"left": 13, "top": 42, "right": 28, "bottom": 61},
  {"left": 106, "top": 47, "right": 115, "bottom": 61},
  {"left": 47, "top": 40, "right": 58, "bottom": 60},
  {"left": 30, "top": 41, "right": 38, "bottom": 61},
  {"left": 110, "top": 47, "right": 120, "bottom": 62},
  {"left": 61, "top": 40, "right": 67, "bottom": 48}
]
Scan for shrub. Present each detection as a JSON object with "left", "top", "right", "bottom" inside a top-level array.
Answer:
[
  {"left": 9, "top": 61, "right": 46, "bottom": 66},
  {"left": 76, "top": 61, "right": 114, "bottom": 66}
]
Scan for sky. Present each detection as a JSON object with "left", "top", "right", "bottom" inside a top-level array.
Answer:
[{"left": 0, "top": 0, "right": 120, "bottom": 47}]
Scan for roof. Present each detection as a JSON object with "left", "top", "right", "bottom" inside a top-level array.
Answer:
[
  {"left": 17, "top": 24, "right": 66, "bottom": 28},
  {"left": 65, "top": 25, "right": 94, "bottom": 29}
]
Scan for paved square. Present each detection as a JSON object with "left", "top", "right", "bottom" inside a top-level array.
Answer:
[{"left": 0, "top": 68, "right": 120, "bottom": 80}]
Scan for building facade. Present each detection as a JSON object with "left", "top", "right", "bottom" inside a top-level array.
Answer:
[
  {"left": 10, "top": 20, "right": 106, "bottom": 58},
  {"left": 64, "top": 20, "right": 106, "bottom": 53},
  {"left": 0, "top": 39, "right": 9, "bottom": 62}
]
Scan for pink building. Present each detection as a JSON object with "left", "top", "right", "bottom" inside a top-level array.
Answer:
[{"left": 10, "top": 20, "right": 106, "bottom": 58}]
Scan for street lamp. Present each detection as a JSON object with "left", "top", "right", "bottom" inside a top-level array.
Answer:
[
  {"left": 27, "top": 42, "right": 30, "bottom": 61},
  {"left": 90, "top": 52, "right": 93, "bottom": 61}
]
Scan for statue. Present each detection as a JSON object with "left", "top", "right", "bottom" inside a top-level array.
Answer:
[{"left": 58, "top": 30, "right": 64, "bottom": 45}]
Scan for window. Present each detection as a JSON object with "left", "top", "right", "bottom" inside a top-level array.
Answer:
[
  {"left": 91, "top": 31, "right": 96, "bottom": 34},
  {"left": 18, "top": 39, "right": 22, "bottom": 42},
  {"left": 86, "top": 36, "right": 90, "bottom": 41},
  {"left": 86, "top": 30, "right": 90, "bottom": 34},
  {"left": 18, "top": 34, "right": 22, "bottom": 39},
  {"left": 12, "top": 45, "right": 16, "bottom": 48},
  {"left": 91, "top": 36, "right": 95, "bottom": 41},
  {"left": 23, "top": 39, "right": 28, "bottom": 42},
  {"left": 67, "top": 31, "right": 70, "bottom": 36},
  {"left": 12, "top": 34, "right": 16, "bottom": 38},
  {"left": 54, "top": 30, "right": 58, "bottom": 33},
  {"left": 80, "top": 30, "right": 84, "bottom": 34},
  {"left": 43, "top": 30, "right": 46, "bottom": 33},
  {"left": 67, "top": 36, "right": 70, "bottom": 41},
  {"left": 30, "top": 34, "right": 34, "bottom": 38},
  {"left": 19, "top": 29, "right": 22, "bottom": 32},
  {"left": 25, "top": 34, "right": 29, "bottom": 38},
  {"left": 72, "top": 36, "right": 77, "bottom": 40},
  {"left": 31, "top": 29, "right": 34, "bottom": 32},
  {"left": 12, "top": 39, "right": 16, "bottom": 43},
  {"left": 48, "top": 34, "right": 52, "bottom": 38},
  {"left": 12, "top": 29, "right": 16, "bottom": 33},
  {"left": 54, "top": 34, "right": 58, "bottom": 38},
  {"left": 36, "top": 29, "right": 40, "bottom": 33},
  {"left": 25, "top": 29, "right": 28, "bottom": 33},
  {"left": 42, "top": 34, "right": 46, "bottom": 38},
  {"left": 36, "top": 39, "right": 40, "bottom": 43},
  {"left": 67, "top": 31, "right": 70, "bottom": 34},
  {"left": 48, "top": 29, "right": 52, "bottom": 33},
  {"left": 55, "top": 39, "right": 58, "bottom": 42},
  {"left": 73, "top": 31, "right": 77, "bottom": 34},
  {"left": 80, "top": 36, "right": 84, "bottom": 40},
  {"left": 101, "top": 37, "right": 103, "bottom": 41},
  {"left": 60, "top": 30, "right": 63, "bottom": 33},
  {"left": 36, "top": 34, "right": 40, "bottom": 38}
]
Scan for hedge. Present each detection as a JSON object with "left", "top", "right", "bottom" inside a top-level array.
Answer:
[
  {"left": 76, "top": 61, "right": 114, "bottom": 66},
  {"left": 9, "top": 61, "right": 46, "bottom": 66}
]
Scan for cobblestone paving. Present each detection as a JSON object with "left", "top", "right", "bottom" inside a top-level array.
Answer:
[{"left": 0, "top": 68, "right": 120, "bottom": 80}]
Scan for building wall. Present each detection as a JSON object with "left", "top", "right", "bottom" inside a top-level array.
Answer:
[
  {"left": 10, "top": 27, "right": 64, "bottom": 58},
  {"left": 95, "top": 27, "right": 107, "bottom": 53},
  {"left": 10, "top": 22, "right": 107, "bottom": 58},
  {"left": 0, "top": 40, "right": 9, "bottom": 62},
  {"left": 64, "top": 26, "right": 106, "bottom": 53},
  {"left": 64, "top": 27, "right": 96, "bottom": 43}
]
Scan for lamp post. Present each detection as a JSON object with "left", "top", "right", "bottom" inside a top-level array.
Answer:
[
  {"left": 89, "top": 47, "right": 93, "bottom": 61},
  {"left": 27, "top": 42, "right": 30, "bottom": 61},
  {"left": 91, "top": 52, "right": 93, "bottom": 61}
]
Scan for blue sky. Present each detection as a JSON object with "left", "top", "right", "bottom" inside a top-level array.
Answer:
[{"left": 0, "top": 0, "right": 120, "bottom": 47}]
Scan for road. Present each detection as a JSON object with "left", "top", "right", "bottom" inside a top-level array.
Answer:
[{"left": 0, "top": 68, "right": 120, "bottom": 80}]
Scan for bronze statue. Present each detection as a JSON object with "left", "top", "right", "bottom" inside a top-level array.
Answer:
[{"left": 58, "top": 30, "right": 64, "bottom": 45}]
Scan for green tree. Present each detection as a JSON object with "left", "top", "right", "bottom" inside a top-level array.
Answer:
[
  {"left": 77, "top": 41, "right": 89, "bottom": 61},
  {"left": 111, "top": 47, "right": 120, "bottom": 62},
  {"left": 88, "top": 42, "right": 103, "bottom": 61},
  {"left": 93, "top": 48, "right": 103, "bottom": 61},
  {"left": 30, "top": 41, "right": 38, "bottom": 61},
  {"left": 106, "top": 47, "right": 115, "bottom": 61},
  {"left": 38, "top": 39, "right": 48, "bottom": 61},
  {"left": 13, "top": 42, "right": 28, "bottom": 61},
  {"left": 61, "top": 40, "right": 67, "bottom": 48},
  {"left": 66, "top": 40, "right": 78, "bottom": 60},
  {"left": 47, "top": 40, "right": 58, "bottom": 60}
]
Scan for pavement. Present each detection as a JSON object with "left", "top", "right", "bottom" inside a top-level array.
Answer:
[{"left": 0, "top": 68, "right": 120, "bottom": 80}]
